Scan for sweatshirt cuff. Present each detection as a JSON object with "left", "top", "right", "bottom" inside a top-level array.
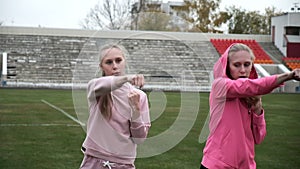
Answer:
[{"left": 252, "top": 109, "right": 265, "bottom": 125}]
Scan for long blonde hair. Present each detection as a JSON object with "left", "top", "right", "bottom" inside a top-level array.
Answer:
[{"left": 98, "top": 43, "right": 128, "bottom": 119}]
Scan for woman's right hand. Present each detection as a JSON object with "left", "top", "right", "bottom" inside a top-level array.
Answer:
[
  {"left": 276, "top": 68, "right": 300, "bottom": 85},
  {"left": 127, "top": 74, "right": 144, "bottom": 88},
  {"left": 291, "top": 69, "right": 300, "bottom": 81}
]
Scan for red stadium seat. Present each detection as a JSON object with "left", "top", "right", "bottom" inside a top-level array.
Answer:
[
  {"left": 282, "top": 57, "right": 300, "bottom": 70},
  {"left": 210, "top": 38, "right": 274, "bottom": 64}
]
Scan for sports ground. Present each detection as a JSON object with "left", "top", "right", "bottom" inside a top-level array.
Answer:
[{"left": 0, "top": 88, "right": 299, "bottom": 169}]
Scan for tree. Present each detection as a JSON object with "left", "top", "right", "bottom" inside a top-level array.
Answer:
[
  {"left": 137, "top": 12, "right": 171, "bottom": 31},
  {"left": 263, "top": 7, "right": 283, "bottom": 34},
  {"left": 227, "top": 7, "right": 261, "bottom": 34},
  {"left": 175, "top": 0, "right": 230, "bottom": 33},
  {"left": 131, "top": 1, "right": 187, "bottom": 32},
  {"left": 226, "top": 6, "right": 283, "bottom": 34},
  {"left": 80, "top": 0, "right": 133, "bottom": 30}
]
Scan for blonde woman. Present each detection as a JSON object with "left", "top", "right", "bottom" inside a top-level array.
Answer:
[
  {"left": 80, "top": 44, "right": 151, "bottom": 169},
  {"left": 200, "top": 43, "right": 300, "bottom": 169}
]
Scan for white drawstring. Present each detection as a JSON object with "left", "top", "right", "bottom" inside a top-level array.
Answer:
[{"left": 102, "top": 161, "right": 115, "bottom": 169}]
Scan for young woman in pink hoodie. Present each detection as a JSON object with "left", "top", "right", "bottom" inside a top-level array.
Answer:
[
  {"left": 200, "top": 43, "right": 300, "bottom": 169},
  {"left": 80, "top": 44, "right": 151, "bottom": 169}
]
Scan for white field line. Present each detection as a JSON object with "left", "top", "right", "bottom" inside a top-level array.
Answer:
[
  {"left": 0, "top": 123, "right": 80, "bottom": 127},
  {"left": 41, "top": 99, "right": 85, "bottom": 126}
]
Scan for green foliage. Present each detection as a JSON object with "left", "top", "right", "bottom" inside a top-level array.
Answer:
[
  {"left": 137, "top": 12, "right": 171, "bottom": 31},
  {"left": 177, "top": 0, "right": 229, "bottom": 33},
  {"left": 81, "top": 0, "right": 282, "bottom": 34},
  {"left": 226, "top": 6, "right": 283, "bottom": 34},
  {"left": 170, "top": 0, "right": 282, "bottom": 34}
]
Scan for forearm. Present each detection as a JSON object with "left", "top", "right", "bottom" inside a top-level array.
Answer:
[
  {"left": 130, "top": 121, "right": 151, "bottom": 144},
  {"left": 252, "top": 110, "right": 267, "bottom": 144},
  {"left": 276, "top": 71, "right": 294, "bottom": 85},
  {"left": 112, "top": 75, "right": 131, "bottom": 89},
  {"left": 131, "top": 109, "right": 141, "bottom": 121},
  {"left": 224, "top": 76, "right": 278, "bottom": 98},
  {"left": 87, "top": 76, "right": 131, "bottom": 99},
  {"left": 115, "top": 74, "right": 145, "bottom": 89},
  {"left": 129, "top": 93, "right": 151, "bottom": 144}
]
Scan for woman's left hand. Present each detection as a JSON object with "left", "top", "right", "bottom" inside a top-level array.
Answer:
[
  {"left": 246, "top": 96, "right": 263, "bottom": 115},
  {"left": 128, "top": 91, "right": 141, "bottom": 120}
]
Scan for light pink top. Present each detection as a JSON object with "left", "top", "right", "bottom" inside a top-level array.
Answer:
[
  {"left": 202, "top": 44, "right": 280, "bottom": 169},
  {"left": 82, "top": 76, "right": 151, "bottom": 164}
]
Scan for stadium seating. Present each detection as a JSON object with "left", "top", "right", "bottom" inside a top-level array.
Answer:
[
  {"left": 210, "top": 39, "right": 274, "bottom": 64},
  {"left": 282, "top": 57, "right": 300, "bottom": 70}
]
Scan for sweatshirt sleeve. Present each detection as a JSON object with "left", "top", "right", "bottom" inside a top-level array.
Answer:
[
  {"left": 224, "top": 75, "right": 279, "bottom": 98},
  {"left": 129, "top": 92, "right": 151, "bottom": 144},
  {"left": 87, "top": 76, "right": 118, "bottom": 101},
  {"left": 252, "top": 110, "right": 267, "bottom": 144}
]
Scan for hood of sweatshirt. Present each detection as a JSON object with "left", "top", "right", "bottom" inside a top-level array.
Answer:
[{"left": 213, "top": 43, "right": 258, "bottom": 80}]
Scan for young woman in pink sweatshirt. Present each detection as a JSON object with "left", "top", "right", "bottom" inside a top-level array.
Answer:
[
  {"left": 80, "top": 44, "right": 151, "bottom": 169},
  {"left": 200, "top": 43, "right": 300, "bottom": 169}
]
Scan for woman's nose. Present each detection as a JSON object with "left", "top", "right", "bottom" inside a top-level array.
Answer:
[
  {"left": 112, "top": 61, "right": 117, "bottom": 69},
  {"left": 240, "top": 66, "right": 246, "bottom": 73}
]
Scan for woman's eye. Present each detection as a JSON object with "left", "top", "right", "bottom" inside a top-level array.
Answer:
[
  {"left": 105, "top": 60, "right": 113, "bottom": 65},
  {"left": 244, "top": 62, "right": 251, "bottom": 67},
  {"left": 234, "top": 63, "right": 241, "bottom": 67},
  {"left": 115, "top": 58, "right": 122, "bottom": 63}
]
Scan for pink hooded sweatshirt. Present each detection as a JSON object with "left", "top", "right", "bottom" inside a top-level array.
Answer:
[
  {"left": 201, "top": 44, "right": 281, "bottom": 169},
  {"left": 82, "top": 76, "right": 151, "bottom": 165}
]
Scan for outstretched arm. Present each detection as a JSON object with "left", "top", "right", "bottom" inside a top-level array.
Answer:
[
  {"left": 109, "top": 74, "right": 145, "bottom": 90},
  {"left": 87, "top": 74, "right": 145, "bottom": 99},
  {"left": 250, "top": 69, "right": 300, "bottom": 144},
  {"left": 276, "top": 69, "right": 300, "bottom": 85},
  {"left": 222, "top": 69, "right": 300, "bottom": 99}
]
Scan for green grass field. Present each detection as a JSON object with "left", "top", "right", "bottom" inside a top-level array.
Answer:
[{"left": 0, "top": 88, "right": 299, "bottom": 169}]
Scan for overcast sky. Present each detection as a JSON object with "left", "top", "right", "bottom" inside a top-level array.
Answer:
[{"left": 0, "top": 0, "right": 298, "bottom": 29}]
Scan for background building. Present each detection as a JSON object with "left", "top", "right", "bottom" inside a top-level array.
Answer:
[
  {"left": 271, "top": 12, "right": 300, "bottom": 58},
  {"left": 131, "top": 0, "right": 188, "bottom": 31}
]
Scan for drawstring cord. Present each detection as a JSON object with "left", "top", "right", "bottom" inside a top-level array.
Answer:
[{"left": 102, "top": 161, "right": 115, "bottom": 169}]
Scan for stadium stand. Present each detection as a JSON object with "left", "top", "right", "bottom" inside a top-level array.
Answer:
[
  {"left": 210, "top": 38, "right": 274, "bottom": 64},
  {"left": 282, "top": 57, "right": 300, "bottom": 70},
  {"left": 1, "top": 26, "right": 298, "bottom": 92}
]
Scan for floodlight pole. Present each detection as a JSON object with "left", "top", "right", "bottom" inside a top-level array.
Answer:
[{"left": 291, "top": 3, "right": 300, "bottom": 12}]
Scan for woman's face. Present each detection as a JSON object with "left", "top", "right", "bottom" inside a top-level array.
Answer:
[
  {"left": 228, "top": 50, "right": 253, "bottom": 80},
  {"left": 100, "top": 47, "right": 126, "bottom": 76}
]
